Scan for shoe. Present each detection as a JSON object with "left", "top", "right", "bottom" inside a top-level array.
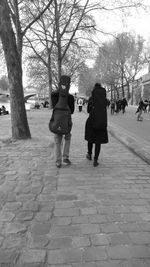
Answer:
[
  {"left": 86, "top": 153, "right": 92, "bottom": 160},
  {"left": 93, "top": 160, "right": 99, "bottom": 167},
  {"left": 56, "top": 162, "right": 61, "bottom": 168},
  {"left": 63, "top": 158, "right": 71, "bottom": 165}
]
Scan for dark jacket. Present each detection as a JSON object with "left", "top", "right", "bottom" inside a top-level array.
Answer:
[
  {"left": 51, "top": 91, "right": 75, "bottom": 114},
  {"left": 85, "top": 85, "right": 108, "bottom": 144}
]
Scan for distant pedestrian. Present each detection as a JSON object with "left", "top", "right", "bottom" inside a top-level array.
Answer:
[
  {"left": 107, "top": 98, "right": 110, "bottom": 108},
  {"left": 85, "top": 83, "right": 108, "bottom": 167},
  {"left": 115, "top": 99, "right": 120, "bottom": 114},
  {"left": 121, "top": 97, "right": 128, "bottom": 114},
  {"left": 110, "top": 99, "right": 115, "bottom": 115},
  {"left": 77, "top": 98, "right": 84, "bottom": 112},
  {"left": 1, "top": 105, "right": 9, "bottom": 115}
]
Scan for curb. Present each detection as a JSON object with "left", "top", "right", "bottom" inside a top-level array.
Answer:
[{"left": 108, "top": 122, "right": 150, "bottom": 165}]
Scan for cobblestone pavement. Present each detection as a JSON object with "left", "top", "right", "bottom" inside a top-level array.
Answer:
[{"left": 0, "top": 109, "right": 150, "bottom": 267}]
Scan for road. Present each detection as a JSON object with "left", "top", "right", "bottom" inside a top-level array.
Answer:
[{"left": 108, "top": 105, "right": 150, "bottom": 143}]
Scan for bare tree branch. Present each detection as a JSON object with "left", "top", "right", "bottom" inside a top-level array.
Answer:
[{"left": 22, "top": 0, "right": 54, "bottom": 36}]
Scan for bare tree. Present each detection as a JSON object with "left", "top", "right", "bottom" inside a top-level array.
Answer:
[
  {"left": 94, "top": 32, "right": 144, "bottom": 99},
  {"left": 24, "top": 0, "right": 96, "bottom": 106},
  {"left": 0, "top": 0, "right": 31, "bottom": 139},
  {"left": 0, "top": 0, "right": 53, "bottom": 139}
]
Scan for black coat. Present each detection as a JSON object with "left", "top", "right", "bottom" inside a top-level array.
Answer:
[{"left": 85, "top": 86, "right": 108, "bottom": 144}]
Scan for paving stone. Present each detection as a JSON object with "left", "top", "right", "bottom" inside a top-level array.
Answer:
[
  {"left": 128, "top": 259, "right": 150, "bottom": 267},
  {"left": 72, "top": 236, "right": 90, "bottom": 248},
  {"left": 40, "top": 201, "right": 55, "bottom": 212},
  {"left": 128, "top": 232, "right": 150, "bottom": 244},
  {"left": 90, "top": 233, "right": 110, "bottom": 246},
  {"left": 72, "top": 263, "right": 97, "bottom": 267},
  {"left": 118, "top": 222, "right": 141, "bottom": 232},
  {"left": 122, "top": 213, "right": 142, "bottom": 222},
  {"left": 56, "top": 194, "right": 78, "bottom": 201},
  {"left": 2, "top": 202, "right": 22, "bottom": 211},
  {"left": 109, "top": 233, "right": 131, "bottom": 245},
  {"left": 4, "top": 170, "right": 17, "bottom": 176},
  {"left": 130, "top": 206, "right": 149, "bottom": 213},
  {"left": 0, "top": 249, "right": 19, "bottom": 264},
  {"left": 30, "top": 222, "right": 51, "bottom": 235},
  {"left": 105, "top": 213, "right": 124, "bottom": 222},
  {"left": 30, "top": 185, "right": 43, "bottom": 194},
  {"left": 83, "top": 246, "right": 108, "bottom": 261},
  {"left": 138, "top": 222, "right": 150, "bottom": 231},
  {"left": 80, "top": 207, "right": 97, "bottom": 215},
  {"left": 100, "top": 223, "right": 120, "bottom": 233},
  {"left": 140, "top": 213, "right": 150, "bottom": 221},
  {"left": 14, "top": 185, "right": 31, "bottom": 194},
  {"left": 47, "top": 248, "right": 82, "bottom": 264},
  {"left": 80, "top": 223, "right": 100, "bottom": 234},
  {"left": 107, "top": 245, "right": 132, "bottom": 259},
  {"left": 49, "top": 265, "right": 72, "bottom": 267},
  {"left": 2, "top": 235, "right": 26, "bottom": 249},
  {"left": 50, "top": 264, "right": 72, "bottom": 267},
  {"left": 0, "top": 211, "right": 15, "bottom": 222},
  {"left": 19, "top": 249, "right": 46, "bottom": 264},
  {"left": 3, "top": 222, "right": 27, "bottom": 234},
  {"left": 55, "top": 201, "right": 75, "bottom": 208},
  {"left": 130, "top": 245, "right": 150, "bottom": 258},
  {"left": 15, "top": 211, "right": 34, "bottom": 221},
  {"left": 48, "top": 236, "right": 72, "bottom": 249},
  {"left": 71, "top": 216, "right": 89, "bottom": 224},
  {"left": 28, "top": 234, "right": 50, "bottom": 248},
  {"left": 54, "top": 208, "right": 80, "bottom": 217},
  {"left": 34, "top": 211, "right": 52, "bottom": 221},
  {"left": 16, "top": 193, "right": 36, "bottom": 202},
  {"left": 51, "top": 217, "right": 71, "bottom": 225},
  {"left": 37, "top": 193, "right": 57, "bottom": 201},
  {"left": 22, "top": 201, "right": 40, "bottom": 212},
  {"left": 88, "top": 214, "right": 107, "bottom": 223},
  {"left": 50, "top": 225, "right": 81, "bottom": 237}
]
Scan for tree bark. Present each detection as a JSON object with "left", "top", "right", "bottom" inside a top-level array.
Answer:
[
  {"left": 54, "top": 0, "right": 62, "bottom": 80},
  {"left": 48, "top": 53, "right": 52, "bottom": 109},
  {"left": 0, "top": 0, "right": 31, "bottom": 139}
]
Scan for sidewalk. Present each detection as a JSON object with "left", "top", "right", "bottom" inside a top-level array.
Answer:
[
  {"left": 0, "top": 109, "right": 150, "bottom": 267},
  {"left": 108, "top": 122, "right": 150, "bottom": 165}
]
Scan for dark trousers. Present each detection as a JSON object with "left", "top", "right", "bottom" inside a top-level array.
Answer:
[
  {"left": 79, "top": 106, "right": 82, "bottom": 112},
  {"left": 88, "top": 142, "right": 101, "bottom": 160}
]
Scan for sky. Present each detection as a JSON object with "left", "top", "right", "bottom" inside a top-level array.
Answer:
[
  {"left": 85, "top": 1, "right": 150, "bottom": 70},
  {"left": 94, "top": 1, "right": 150, "bottom": 43}
]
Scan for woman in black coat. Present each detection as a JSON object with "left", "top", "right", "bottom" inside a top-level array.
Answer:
[{"left": 85, "top": 83, "right": 108, "bottom": 166}]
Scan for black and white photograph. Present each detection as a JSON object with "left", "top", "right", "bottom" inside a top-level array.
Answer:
[{"left": 0, "top": 0, "right": 150, "bottom": 266}]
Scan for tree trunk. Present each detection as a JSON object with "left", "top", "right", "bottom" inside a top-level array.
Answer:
[
  {"left": 127, "top": 81, "right": 130, "bottom": 100},
  {"left": 0, "top": 0, "right": 31, "bottom": 139},
  {"left": 48, "top": 54, "right": 52, "bottom": 109},
  {"left": 54, "top": 0, "right": 62, "bottom": 80},
  {"left": 121, "top": 65, "right": 125, "bottom": 98}
]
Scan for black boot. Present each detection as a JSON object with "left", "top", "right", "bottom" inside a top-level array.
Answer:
[
  {"left": 93, "top": 159, "right": 99, "bottom": 167},
  {"left": 86, "top": 153, "right": 92, "bottom": 160}
]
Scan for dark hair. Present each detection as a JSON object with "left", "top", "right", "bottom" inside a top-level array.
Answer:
[
  {"left": 95, "top": 83, "right": 101, "bottom": 88},
  {"left": 60, "top": 75, "right": 71, "bottom": 87}
]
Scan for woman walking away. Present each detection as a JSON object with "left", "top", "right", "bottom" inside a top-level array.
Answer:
[{"left": 85, "top": 83, "right": 108, "bottom": 167}]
